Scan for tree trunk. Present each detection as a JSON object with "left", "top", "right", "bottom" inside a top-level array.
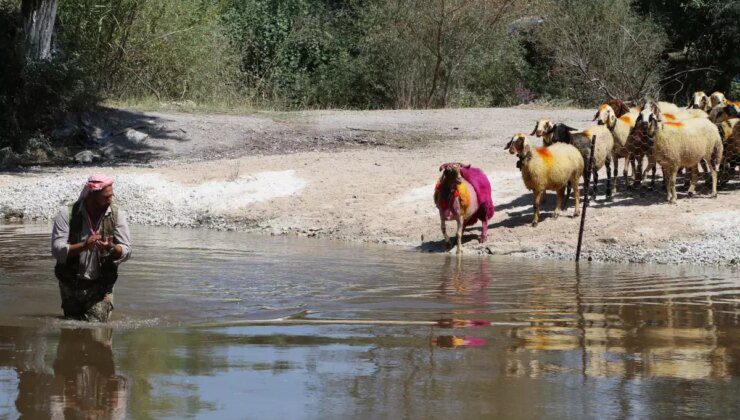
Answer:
[{"left": 21, "top": 0, "right": 58, "bottom": 61}]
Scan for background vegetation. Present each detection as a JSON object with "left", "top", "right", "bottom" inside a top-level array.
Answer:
[{"left": 1, "top": 0, "right": 738, "bottom": 157}]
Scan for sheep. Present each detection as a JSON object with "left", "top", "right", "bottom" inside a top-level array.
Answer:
[
  {"left": 709, "top": 102, "right": 740, "bottom": 123},
  {"left": 717, "top": 118, "right": 739, "bottom": 143},
  {"left": 640, "top": 98, "right": 711, "bottom": 183},
  {"left": 640, "top": 102, "right": 724, "bottom": 203},
  {"left": 710, "top": 91, "right": 727, "bottom": 108},
  {"left": 718, "top": 118, "right": 740, "bottom": 185},
  {"left": 594, "top": 103, "right": 639, "bottom": 192},
  {"left": 434, "top": 163, "right": 494, "bottom": 253},
  {"left": 531, "top": 118, "right": 576, "bottom": 147},
  {"left": 505, "top": 133, "right": 583, "bottom": 226},
  {"left": 688, "top": 91, "right": 712, "bottom": 112},
  {"left": 547, "top": 123, "right": 615, "bottom": 200}
]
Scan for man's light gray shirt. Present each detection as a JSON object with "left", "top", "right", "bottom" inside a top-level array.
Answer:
[{"left": 51, "top": 203, "right": 132, "bottom": 281}]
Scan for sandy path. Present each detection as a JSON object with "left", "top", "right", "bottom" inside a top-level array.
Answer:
[{"left": 1, "top": 107, "right": 738, "bottom": 265}]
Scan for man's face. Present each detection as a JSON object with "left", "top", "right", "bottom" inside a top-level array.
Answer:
[{"left": 91, "top": 186, "right": 114, "bottom": 210}]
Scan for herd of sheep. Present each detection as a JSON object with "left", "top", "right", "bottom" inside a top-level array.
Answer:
[{"left": 435, "top": 91, "right": 739, "bottom": 252}]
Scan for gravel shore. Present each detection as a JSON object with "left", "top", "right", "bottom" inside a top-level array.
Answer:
[{"left": 1, "top": 106, "right": 738, "bottom": 266}]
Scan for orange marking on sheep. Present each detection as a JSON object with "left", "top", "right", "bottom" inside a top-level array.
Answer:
[
  {"left": 663, "top": 113, "right": 677, "bottom": 121},
  {"left": 536, "top": 147, "right": 553, "bottom": 167},
  {"left": 619, "top": 115, "right": 633, "bottom": 125},
  {"left": 665, "top": 121, "right": 684, "bottom": 127}
]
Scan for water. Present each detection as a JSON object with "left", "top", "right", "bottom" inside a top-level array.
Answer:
[{"left": 0, "top": 224, "right": 739, "bottom": 418}]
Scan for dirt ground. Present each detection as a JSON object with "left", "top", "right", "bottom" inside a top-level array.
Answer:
[{"left": 2, "top": 106, "right": 738, "bottom": 264}]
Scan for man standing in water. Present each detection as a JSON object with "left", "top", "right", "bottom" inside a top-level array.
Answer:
[{"left": 51, "top": 174, "right": 132, "bottom": 322}]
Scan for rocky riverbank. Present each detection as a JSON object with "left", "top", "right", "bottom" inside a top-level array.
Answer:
[{"left": 1, "top": 106, "right": 738, "bottom": 266}]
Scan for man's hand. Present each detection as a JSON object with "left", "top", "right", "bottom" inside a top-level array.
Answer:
[
  {"left": 96, "top": 235, "right": 114, "bottom": 252},
  {"left": 85, "top": 233, "right": 101, "bottom": 250}
]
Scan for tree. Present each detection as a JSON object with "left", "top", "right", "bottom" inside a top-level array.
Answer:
[
  {"left": 534, "top": 0, "right": 667, "bottom": 104},
  {"left": 21, "top": 0, "right": 58, "bottom": 60},
  {"left": 634, "top": 0, "right": 739, "bottom": 100},
  {"left": 362, "top": 0, "right": 532, "bottom": 108}
]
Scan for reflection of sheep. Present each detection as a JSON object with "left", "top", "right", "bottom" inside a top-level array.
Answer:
[
  {"left": 505, "top": 133, "right": 583, "bottom": 226},
  {"left": 434, "top": 163, "right": 494, "bottom": 253},
  {"left": 642, "top": 103, "right": 723, "bottom": 203}
]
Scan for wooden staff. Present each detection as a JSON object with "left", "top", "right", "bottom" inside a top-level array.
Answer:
[{"left": 576, "top": 135, "right": 597, "bottom": 262}]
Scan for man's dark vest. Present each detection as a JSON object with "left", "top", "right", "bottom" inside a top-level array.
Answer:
[{"left": 54, "top": 201, "right": 119, "bottom": 286}]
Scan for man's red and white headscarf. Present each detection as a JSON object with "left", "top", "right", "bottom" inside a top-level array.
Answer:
[{"left": 78, "top": 174, "right": 114, "bottom": 200}]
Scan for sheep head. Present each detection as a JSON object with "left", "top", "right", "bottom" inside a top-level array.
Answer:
[
  {"left": 689, "top": 91, "right": 710, "bottom": 111},
  {"left": 728, "top": 103, "right": 739, "bottom": 119},
  {"left": 640, "top": 101, "right": 662, "bottom": 137},
  {"left": 637, "top": 99, "right": 660, "bottom": 130},
  {"left": 710, "top": 91, "right": 727, "bottom": 108},
  {"left": 505, "top": 133, "right": 530, "bottom": 157},
  {"left": 531, "top": 119, "right": 553, "bottom": 137},
  {"left": 594, "top": 104, "right": 617, "bottom": 129},
  {"left": 604, "top": 98, "right": 630, "bottom": 117},
  {"left": 438, "top": 163, "right": 464, "bottom": 187}
]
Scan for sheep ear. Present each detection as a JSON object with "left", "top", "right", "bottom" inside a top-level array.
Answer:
[
  {"left": 530, "top": 122, "right": 538, "bottom": 136},
  {"left": 504, "top": 140, "right": 512, "bottom": 150},
  {"left": 592, "top": 110, "right": 600, "bottom": 121},
  {"left": 522, "top": 143, "right": 531, "bottom": 156},
  {"left": 439, "top": 164, "right": 446, "bottom": 171}
]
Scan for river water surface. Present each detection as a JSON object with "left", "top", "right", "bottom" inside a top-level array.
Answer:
[{"left": 1, "top": 224, "right": 739, "bottom": 418}]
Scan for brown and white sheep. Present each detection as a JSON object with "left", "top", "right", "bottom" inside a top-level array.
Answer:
[
  {"left": 434, "top": 163, "right": 494, "bottom": 253},
  {"left": 505, "top": 133, "right": 583, "bottom": 226},
  {"left": 532, "top": 119, "right": 614, "bottom": 200},
  {"left": 688, "top": 91, "right": 712, "bottom": 112},
  {"left": 710, "top": 91, "right": 727, "bottom": 108},
  {"left": 641, "top": 103, "right": 724, "bottom": 203}
]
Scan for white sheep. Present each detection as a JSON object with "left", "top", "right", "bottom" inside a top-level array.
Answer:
[
  {"left": 505, "top": 133, "right": 583, "bottom": 226},
  {"left": 594, "top": 104, "right": 638, "bottom": 192},
  {"left": 688, "top": 91, "right": 712, "bottom": 112},
  {"left": 710, "top": 91, "right": 727, "bottom": 108},
  {"left": 532, "top": 120, "right": 615, "bottom": 199},
  {"left": 640, "top": 103, "right": 724, "bottom": 203}
]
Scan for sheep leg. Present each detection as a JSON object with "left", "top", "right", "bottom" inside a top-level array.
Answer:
[
  {"left": 591, "top": 168, "right": 599, "bottom": 200},
  {"left": 571, "top": 176, "right": 581, "bottom": 217},
  {"left": 605, "top": 157, "right": 614, "bottom": 199},
  {"left": 667, "top": 166, "right": 678, "bottom": 204},
  {"left": 612, "top": 157, "right": 619, "bottom": 191},
  {"left": 532, "top": 190, "right": 543, "bottom": 227},
  {"left": 635, "top": 155, "right": 644, "bottom": 185},
  {"left": 555, "top": 188, "right": 564, "bottom": 219},
  {"left": 441, "top": 219, "right": 451, "bottom": 247},
  {"left": 623, "top": 156, "right": 630, "bottom": 186},
  {"left": 455, "top": 214, "right": 464, "bottom": 254},
  {"left": 709, "top": 161, "right": 718, "bottom": 198},
  {"left": 563, "top": 184, "right": 571, "bottom": 211},
  {"left": 480, "top": 218, "right": 488, "bottom": 243},
  {"left": 687, "top": 166, "right": 699, "bottom": 197},
  {"left": 700, "top": 160, "right": 710, "bottom": 185}
]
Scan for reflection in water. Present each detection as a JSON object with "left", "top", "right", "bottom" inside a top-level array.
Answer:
[
  {"left": 432, "top": 335, "right": 487, "bottom": 348},
  {"left": 0, "top": 225, "right": 739, "bottom": 418},
  {"left": 5, "top": 327, "right": 127, "bottom": 419}
]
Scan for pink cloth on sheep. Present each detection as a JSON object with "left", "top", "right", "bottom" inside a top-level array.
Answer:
[{"left": 459, "top": 165, "right": 495, "bottom": 226}]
